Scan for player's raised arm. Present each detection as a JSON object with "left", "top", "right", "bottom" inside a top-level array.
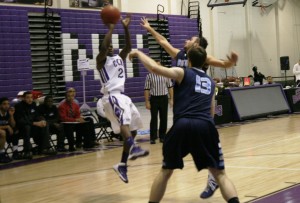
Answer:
[
  {"left": 119, "top": 14, "right": 132, "bottom": 61},
  {"left": 129, "top": 50, "right": 184, "bottom": 84},
  {"left": 141, "top": 17, "right": 180, "bottom": 59},
  {"left": 96, "top": 24, "right": 115, "bottom": 70},
  {"left": 206, "top": 51, "right": 238, "bottom": 68}
]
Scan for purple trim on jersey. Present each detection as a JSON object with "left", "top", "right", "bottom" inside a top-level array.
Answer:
[
  {"left": 109, "top": 95, "right": 124, "bottom": 125},
  {"left": 99, "top": 69, "right": 107, "bottom": 83},
  {"left": 102, "top": 66, "right": 110, "bottom": 81}
]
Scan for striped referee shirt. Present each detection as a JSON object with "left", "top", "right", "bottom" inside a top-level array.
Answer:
[{"left": 144, "top": 73, "right": 173, "bottom": 96}]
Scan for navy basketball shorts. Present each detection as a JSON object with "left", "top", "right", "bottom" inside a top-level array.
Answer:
[{"left": 162, "top": 117, "right": 225, "bottom": 171}]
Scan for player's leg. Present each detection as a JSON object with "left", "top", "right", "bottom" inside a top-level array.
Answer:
[
  {"left": 108, "top": 95, "right": 148, "bottom": 182},
  {"left": 149, "top": 169, "right": 173, "bottom": 202},
  {"left": 208, "top": 168, "right": 239, "bottom": 203},
  {"left": 191, "top": 120, "right": 238, "bottom": 202},
  {"left": 0, "top": 129, "right": 6, "bottom": 153},
  {"left": 120, "top": 124, "right": 134, "bottom": 156},
  {"left": 131, "top": 130, "right": 137, "bottom": 139},
  {"left": 128, "top": 100, "right": 149, "bottom": 160},
  {"left": 149, "top": 96, "right": 159, "bottom": 144},
  {"left": 113, "top": 124, "right": 148, "bottom": 183},
  {"left": 158, "top": 95, "right": 168, "bottom": 142},
  {"left": 149, "top": 118, "right": 186, "bottom": 202},
  {"left": 102, "top": 96, "right": 131, "bottom": 183},
  {"left": 113, "top": 124, "right": 133, "bottom": 183},
  {"left": 0, "top": 129, "right": 12, "bottom": 163}
]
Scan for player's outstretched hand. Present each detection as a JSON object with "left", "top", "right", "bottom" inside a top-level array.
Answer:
[
  {"left": 128, "top": 50, "right": 140, "bottom": 61},
  {"left": 121, "top": 14, "right": 131, "bottom": 28},
  {"left": 227, "top": 51, "right": 238, "bottom": 65},
  {"left": 140, "top": 17, "right": 151, "bottom": 31}
]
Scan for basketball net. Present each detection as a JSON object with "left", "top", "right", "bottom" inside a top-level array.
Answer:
[
  {"left": 258, "top": 0, "right": 278, "bottom": 14},
  {"left": 260, "top": 4, "right": 267, "bottom": 14}
]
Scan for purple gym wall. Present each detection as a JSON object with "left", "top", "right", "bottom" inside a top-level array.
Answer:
[{"left": 0, "top": 5, "right": 198, "bottom": 106}]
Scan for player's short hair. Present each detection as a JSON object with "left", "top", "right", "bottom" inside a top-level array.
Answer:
[
  {"left": 0, "top": 97, "right": 9, "bottom": 105},
  {"left": 187, "top": 46, "right": 207, "bottom": 69},
  {"left": 191, "top": 36, "right": 208, "bottom": 50},
  {"left": 199, "top": 37, "right": 208, "bottom": 49}
]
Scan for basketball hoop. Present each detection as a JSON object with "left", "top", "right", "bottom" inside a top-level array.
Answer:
[
  {"left": 252, "top": 0, "right": 278, "bottom": 8},
  {"left": 252, "top": 0, "right": 278, "bottom": 14},
  {"left": 207, "top": 0, "right": 247, "bottom": 9},
  {"left": 260, "top": 4, "right": 266, "bottom": 14}
]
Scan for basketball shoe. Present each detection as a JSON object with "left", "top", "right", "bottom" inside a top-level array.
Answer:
[
  {"left": 128, "top": 145, "right": 149, "bottom": 160},
  {"left": 113, "top": 163, "right": 128, "bottom": 183},
  {"left": 200, "top": 174, "right": 219, "bottom": 199}
]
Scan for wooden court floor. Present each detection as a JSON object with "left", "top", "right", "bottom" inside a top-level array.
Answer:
[{"left": 0, "top": 112, "right": 300, "bottom": 203}]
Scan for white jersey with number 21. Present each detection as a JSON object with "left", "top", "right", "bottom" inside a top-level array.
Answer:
[{"left": 99, "top": 55, "right": 125, "bottom": 94}]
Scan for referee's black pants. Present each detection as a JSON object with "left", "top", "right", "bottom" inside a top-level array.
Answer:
[{"left": 150, "top": 95, "right": 168, "bottom": 141}]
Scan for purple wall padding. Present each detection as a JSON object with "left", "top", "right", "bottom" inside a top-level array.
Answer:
[
  {"left": 0, "top": 5, "right": 199, "bottom": 106},
  {"left": 0, "top": 7, "right": 33, "bottom": 98}
]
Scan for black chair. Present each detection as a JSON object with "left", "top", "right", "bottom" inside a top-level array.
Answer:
[
  {"left": 4, "top": 142, "right": 13, "bottom": 155},
  {"left": 93, "top": 110, "right": 114, "bottom": 142}
]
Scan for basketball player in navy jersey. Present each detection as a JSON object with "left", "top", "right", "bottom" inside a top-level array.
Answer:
[
  {"left": 96, "top": 15, "right": 149, "bottom": 183},
  {"left": 141, "top": 17, "right": 237, "bottom": 198},
  {"left": 141, "top": 17, "right": 238, "bottom": 69},
  {"left": 129, "top": 47, "right": 239, "bottom": 203}
]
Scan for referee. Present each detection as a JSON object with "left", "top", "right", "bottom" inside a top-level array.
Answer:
[{"left": 144, "top": 61, "right": 173, "bottom": 144}]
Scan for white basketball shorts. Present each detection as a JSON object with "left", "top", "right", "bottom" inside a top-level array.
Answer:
[{"left": 102, "top": 93, "right": 143, "bottom": 134}]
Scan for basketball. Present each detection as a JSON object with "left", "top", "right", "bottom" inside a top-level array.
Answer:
[{"left": 100, "top": 5, "right": 121, "bottom": 24}]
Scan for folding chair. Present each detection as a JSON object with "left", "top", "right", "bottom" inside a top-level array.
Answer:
[
  {"left": 49, "top": 132, "right": 57, "bottom": 150},
  {"left": 93, "top": 110, "right": 113, "bottom": 142},
  {"left": 4, "top": 142, "right": 13, "bottom": 155}
]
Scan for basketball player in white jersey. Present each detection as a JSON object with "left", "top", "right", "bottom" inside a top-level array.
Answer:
[{"left": 96, "top": 15, "right": 149, "bottom": 183}]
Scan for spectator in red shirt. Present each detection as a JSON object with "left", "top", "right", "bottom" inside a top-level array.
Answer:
[{"left": 58, "top": 92, "right": 96, "bottom": 151}]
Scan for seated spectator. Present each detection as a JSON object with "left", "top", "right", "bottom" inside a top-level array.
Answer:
[
  {"left": 11, "top": 91, "right": 25, "bottom": 107},
  {"left": 232, "top": 77, "right": 242, "bottom": 87},
  {"left": 252, "top": 66, "right": 266, "bottom": 85},
  {"left": 58, "top": 92, "right": 96, "bottom": 151},
  {"left": 0, "top": 129, "right": 11, "bottom": 163},
  {"left": 14, "top": 91, "right": 56, "bottom": 159},
  {"left": 58, "top": 88, "right": 79, "bottom": 107},
  {"left": 0, "top": 97, "right": 16, "bottom": 163},
  {"left": 264, "top": 76, "right": 274, "bottom": 85},
  {"left": 222, "top": 78, "right": 230, "bottom": 88},
  {"left": 39, "top": 96, "right": 67, "bottom": 152}
]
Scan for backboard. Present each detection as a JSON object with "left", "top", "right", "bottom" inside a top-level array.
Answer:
[{"left": 207, "top": 0, "right": 248, "bottom": 8}]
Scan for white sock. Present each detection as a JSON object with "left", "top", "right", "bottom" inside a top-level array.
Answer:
[{"left": 209, "top": 172, "right": 216, "bottom": 181}]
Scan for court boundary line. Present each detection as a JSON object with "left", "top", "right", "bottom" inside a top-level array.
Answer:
[{"left": 243, "top": 182, "right": 300, "bottom": 203}]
